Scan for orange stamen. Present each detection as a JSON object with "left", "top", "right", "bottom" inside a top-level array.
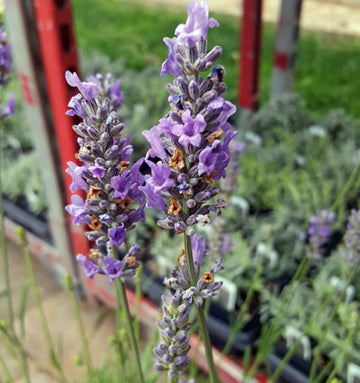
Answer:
[
  {"left": 207, "top": 128, "right": 223, "bottom": 144},
  {"left": 168, "top": 198, "right": 182, "bottom": 216},
  {"left": 168, "top": 148, "right": 185, "bottom": 169},
  {"left": 204, "top": 170, "right": 217, "bottom": 184},
  {"left": 203, "top": 272, "right": 214, "bottom": 284},
  {"left": 89, "top": 216, "right": 102, "bottom": 231},
  {"left": 87, "top": 186, "right": 102, "bottom": 199}
]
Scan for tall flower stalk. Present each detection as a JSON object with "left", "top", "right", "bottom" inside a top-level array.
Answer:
[
  {"left": 141, "top": 1, "right": 236, "bottom": 381},
  {"left": 65, "top": 71, "right": 145, "bottom": 383}
]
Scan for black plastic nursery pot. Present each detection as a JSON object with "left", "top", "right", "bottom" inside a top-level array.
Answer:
[
  {"left": 2, "top": 195, "right": 52, "bottom": 244},
  {"left": 207, "top": 301, "right": 261, "bottom": 354},
  {"left": 267, "top": 338, "right": 314, "bottom": 383}
]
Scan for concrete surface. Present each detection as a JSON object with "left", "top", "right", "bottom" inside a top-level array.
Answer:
[{"left": 0, "top": 240, "right": 118, "bottom": 382}]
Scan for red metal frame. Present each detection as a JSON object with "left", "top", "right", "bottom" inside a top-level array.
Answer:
[
  {"left": 238, "top": 0, "right": 263, "bottom": 111},
  {"left": 32, "top": 0, "right": 89, "bottom": 259}
]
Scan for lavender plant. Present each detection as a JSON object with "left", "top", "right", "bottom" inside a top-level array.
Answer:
[
  {"left": 64, "top": 70, "right": 146, "bottom": 382},
  {"left": 0, "top": 25, "right": 15, "bottom": 120},
  {"left": 138, "top": 1, "right": 236, "bottom": 381}
]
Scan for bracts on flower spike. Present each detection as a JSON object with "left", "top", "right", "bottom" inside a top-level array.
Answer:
[
  {"left": 153, "top": 289, "right": 192, "bottom": 381},
  {"left": 65, "top": 71, "right": 145, "bottom": 281},
  {"left": 164, "top": 233, "right": 224, "bottom": 307}
]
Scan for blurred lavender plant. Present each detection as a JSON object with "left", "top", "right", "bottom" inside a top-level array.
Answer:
[
  {"left": 140, "top": 0, "right": 237, "bottom": 380},
  {"left": 306, "top": 210, "right": 336, "bottom": 260},
  {"left": 65, "top": 71, "right": 145, "bottom": 281},
  {"left": 344, "top": 209, "right": 360, "bottom": 264},
  {"left": 0, "top": 25, "right": 15, "bottom": 119},
  {"left": 220, "top": 139, "right": 244, "bottom": 193}
]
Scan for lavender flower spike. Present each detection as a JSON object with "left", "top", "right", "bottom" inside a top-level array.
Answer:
[
  {"left": 146, "top": 1, "right": 235, "bottom": 379},
  {"left": 0, "top": 25, "right": 13, "bottom": 87},
  {"left": 306, "top": 210, "right": 336, "bottom": 260},
  {"left": 141, "top": 0, "right": 237, "bottom": 235},
  {"left": 153, "top": 290, "right": 191, "bottom": 380},
  {"left": 65, "top": 70, "right": 144, "bottom": 282},
  {"left": 344, "top": 209, "right": 360, "bottom": 264},
  {"left": 86, "top": 73, "right": 124, "bottom": 113}
]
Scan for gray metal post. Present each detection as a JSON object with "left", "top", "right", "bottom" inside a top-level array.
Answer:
[{"left": 270, "top": 0, "right": 303, "bottom": 97}]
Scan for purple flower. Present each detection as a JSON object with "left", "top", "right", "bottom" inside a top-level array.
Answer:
[
  {"left": 86, "top": 73, "right": 123, "bottom": 113},
  {"left": 111, "top": 172, "right": 131, "bottom": 200},
  {"left": 173, "top": 110, "right": 206, "bottom": 147},
  {"left": 0, "top": 27, "right": 12, "bottom": 87},
  {"left": 191, "top": 233, "right": 206, "bottom": 265},
  {"left": 143, "top": 118, "right": 175, "bottom": 160},
  {"left": 2, "top": 92, "right": 15, "bottom": 116},
  {"left": 65, "top": 71, "right": 99, "bottom": 101},
  {"left": 89, "top": 165, "right": 105, "bottom": 179},
  {"left": 174, "top": 0, "right": 219, "bottom": 47},
  {"left": 198, "top": 140, "right": 219, "bottom": 176},
  {"left": 66, "top": 94, "right": 87, "bottom": 118},
  {"left": 129, "top": 158, "right": 145, "bottom": 186},
  {"left": 65, "top": 195, "right": 90, "bottom": 224},
  {"left": 161, "top": 38, "right": 183, "bottom": 77},
  {"left": 109, "top": 225, "right": 126, "bottom": 246},
  {"left": 76, "top": 254, "right": 101, "bottom": 279},
  {"left": 108, "top": 79, "right": 124, "bottom": 107},
  {"left": 103, "top": 256, "right": 123, "bottom": 282},
  {"left": 140, "top": 182, "right": 166, "bottom": 210},
  {"left": 306, "top": 210, "right": 336, "bottom": 260},
  {"left": 147, "top": 161, "right": 175, "bottom": 193},
  {"left": 66, "top": 161, "right": 89, "bottom": 192}
]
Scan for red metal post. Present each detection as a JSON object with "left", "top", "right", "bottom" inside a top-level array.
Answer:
[
  {"left": 32, "top": 0, "right": 89, "bottom": 259},
  {"left": 238, "top": 0, "right": 263, "bottom": 111}
]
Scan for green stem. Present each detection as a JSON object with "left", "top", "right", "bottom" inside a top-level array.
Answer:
[
  {"left": 312, "top": 359, "right": 333, "bottom": 383},
  {"left": 134, "top": 262, "right": 143, "bottom": 341},
  {"left": 18, "top": 228, "right": 68, "bottom": 383},
  {"left": 1, "top": 324, "right": 31, "bottom": 383},
  {"left": 115, "top": 278, "right": 145, "bottom": 383},
  {"left": 269, "top": 338, "right": 302, "bottom": 383},
  {"left": 291, "top": 256, "right": 309, "bottom": 283},
  {"left": 222, "top": 253, "right": 264, "bottom": 355},
  {"left": 0, "top": 352, "right": 13, "bottom": 382},
  {"left": 331, "top": 160, "right": 360, "bottom": 212},
  {"left": 114, "top": 273, "right": 126, "bottom": 378},
  {"left": 183, "top": 231, "right": 218, "bottom": 383},
  {"left": 0, "top": 137, "right": 14, "bottom": 333},
  {"left": 65, "top": 274, "right": 93, "bottom": 376}
]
